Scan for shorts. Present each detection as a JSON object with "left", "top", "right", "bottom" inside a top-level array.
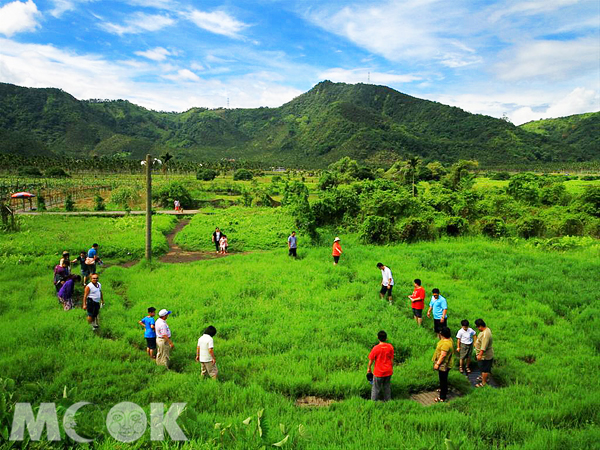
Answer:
[
  {"left": 434, "top": 318, "right": 448, "bottom": 334},
  {"left": 412, "top": 308, "right": 423, "bottom": 318},
  {"left": 86, "top": 300, "right": 100, "bottom": 318},
  {"left": 333, "top": 255, "right": 340, "bottom": 263},
  {"left": 80, "top": 268, "right": 90, "bottom": 277},
  {"left": 459, "top": 343, "right": 473, "bottom": 360},
  {"left": 479, "top": 358, "right": 493, "bottom": 373},
  {"left": 146, "top": 337, "right": 157, "bottom": 350},
  {"left": 380, "top": 285, "right": 393, "bottom": 296},
  {"left": 201, "top": 361, "right": 218, "bottom": 378},
  {"left": 86, "top": 264, "right": 96, "bottom": 275},
  {"left": 289, "top": 247, "right": 297, "bottom": 257}
]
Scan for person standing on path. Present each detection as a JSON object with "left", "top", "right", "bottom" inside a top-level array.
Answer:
[
  {"left": 212, "top": 228, "right": 222, "bottom": 253},
  {"left": 155, "top": 309, "right": 174, "bottom": 368},
  {"left": 474, "top": 318, "right": 494, "bottom": 387},
  {"left": 196, "top": 326, "right": 218, "bottom": 380},
  {"left": 408, "top": 279, "right": 426, "bottom": 326},
  {"left": 427, "top": 288, "right": 448, "bottom": 334},
  {"left": 367, "top": 330, "right": 394, "bottom": 401},
  {"left": 332, "top": 237, "right": 342, "bottom": 265},
  {"left": 139, "top": 307, "right": 157, "bottom": 359},
  {"left": 432, "top": 326, "right": 454, "bottom": 403},
  {"left": 288, "top": 231, "right": 297, "bottom": 258},
  {"left": 82, "top": 274, "right": 103, "bottom": 330},
  {"left": 376, "top": 263, "right": 394, "bottom": 304}
]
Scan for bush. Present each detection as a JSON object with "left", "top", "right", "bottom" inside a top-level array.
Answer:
[
  {"left": 153, "top": 182, "right": 193, "bottom": 208},
  {"left": 17, "top": 166, "right": 42, "bottom": 177},
  {"left": 507, "top": 173, "right": 540, "bottom": 205},
  {"left": 94, "top": 194, "right": 106, "bottom": 211},
  {"left": 233, "top": 169, "right": 253, "bottom": 181},
  {"left": 490, "top": 171, "right": 511, "bottom": 180},
  {"left": 440, "top": 216, "right": 467, "bottom": 236},
  {"left": 318, "top": 171, "right": 339, "bottom": 190},
  {"left": 397, "top": 217, "right": 435, "bottom": 243},
  {"left": 579, "top": 186, "right": 600, "bottom": 217},
  {"left": 540, "top": 183, "right": 570, "bottom": 206},
  {"left": 359, "top": 216, "right": 395, "bottom": 244},
  {"left": 65, "top": 194, "right": 75, "bottom": 212},
  {"left": 36, "top": 194, "right": 46, "bottom": 211},
  {"left": 558, "top": 214, "right": 585, "bottom": 236},
  {"left": 196, "top": 168, "right": 218, "bottom": 181},
  {"left": 516, "top": 216, "right": 546, "bottom": 239},
  {"left": 479, "top": 216, "right": 507, "bottom": 238},
  {"left": 45, "top": 167, "right": 70, "bottom": 178},
  {"left": 111, "top": 187, "right": 138, "bottom": 210}
]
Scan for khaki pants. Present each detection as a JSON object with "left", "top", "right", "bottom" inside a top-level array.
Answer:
[
  {"left": 156, "top": 338, "right": 170, "bottom": 368},
  {"left": 201, "top": 361, "right": 218, "bottom": 379}
]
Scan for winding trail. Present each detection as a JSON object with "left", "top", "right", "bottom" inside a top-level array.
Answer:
[{"left": 159, "top": 218, "right": 231, "bottom": 263}]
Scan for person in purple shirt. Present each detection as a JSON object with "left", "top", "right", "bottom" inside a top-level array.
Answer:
[{"left": 58, "top": 275, "right": 81, "bottom": 311}]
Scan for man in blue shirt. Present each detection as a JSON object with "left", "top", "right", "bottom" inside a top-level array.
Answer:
[
  {"left": 288, "top": 231, "right": 297, "bottom": 258},
  {"left": 86, "top": 243, "right": 99, "bottom": 277},
  {"left": 138, "top": 307, "right": 157, "bottom": 359},
  {"left": 427, "top": 288, "right": 448, "bottom": 334}
]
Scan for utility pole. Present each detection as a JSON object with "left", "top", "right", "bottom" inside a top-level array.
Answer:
[{"left": 145, "top": 154, "right": 152, "bottom": 261}]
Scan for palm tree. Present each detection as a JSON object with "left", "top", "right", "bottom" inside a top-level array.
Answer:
[
  {"left": 403, "top": 156, "right": 421, "bottom": 197},
  {"left": 160, "top": 152, "right": 173, "bottom": 178}
]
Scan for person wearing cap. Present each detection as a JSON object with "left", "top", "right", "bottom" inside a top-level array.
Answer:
[
  {"left": 155, "top": 309, "right": 174, "bottom": 368},
  {"left": 367, "top": 330, "right": 394, "bottom": 401},
  {"left": 376, "top": 263, "right": 394, "bottom": 304},
  {"left": 138, "top": 307, "right": 157, "bottom": 359},
  {"left": 196, "top": 326, "right": 218, "bottom": 380},
  {"left": 332, "top": 237, "right": 342, "bottom": 265},
  {"left": 82, "top": 273, "right": 103, "bottom": 330}
]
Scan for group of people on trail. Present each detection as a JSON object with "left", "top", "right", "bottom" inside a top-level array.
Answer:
[
  {"left": 137, "top": 307, "right": 218, "bottom": 379},
  {"left": 211, "top": 227, "right": 228, "bottom": 254},
  {"left": 53, "top": 244, "right": 102, "bottom": 312}
]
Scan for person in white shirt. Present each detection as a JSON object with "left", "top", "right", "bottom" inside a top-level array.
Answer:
[
  {"left": 456, "top": 319, "right": 476, "bottom": 374},
  {"left": 376, "top": 263, "right": 394, "bottom": 305},
  {"left": 82, "top": 274, "right": 104, "bottom": 330},
  {"left": 155, "top": 309, "right": 174, "bottom": 368},
  {"left": 196, "top": 326, "right": 218, "bottom": 379}
]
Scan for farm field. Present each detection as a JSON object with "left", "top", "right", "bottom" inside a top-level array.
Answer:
[{"left": 1, "top": 212, "right": 599, "bottom": 449}]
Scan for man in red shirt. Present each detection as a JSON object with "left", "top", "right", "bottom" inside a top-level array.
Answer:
[
  {"left": 367, "top": 330, "right": 394, "bottom": 401},
  {"left": 408, "top": 278, "right": 425, "bottom": 326}
]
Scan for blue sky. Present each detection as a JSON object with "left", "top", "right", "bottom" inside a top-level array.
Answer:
[{"left": 0, "top": 0, "right": 598, "bottom": 124}]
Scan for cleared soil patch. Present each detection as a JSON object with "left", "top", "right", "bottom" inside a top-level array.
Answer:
[
  {"left": 295, "top": 396, "right": 336, "bottom": 407},
  {"left": 410, "top": 388, "right": 463, "bottom": 406}
]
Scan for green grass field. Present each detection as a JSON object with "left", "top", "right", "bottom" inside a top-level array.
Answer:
[{"left": 1, "top": 212, "right": 599, "bottom": 449}]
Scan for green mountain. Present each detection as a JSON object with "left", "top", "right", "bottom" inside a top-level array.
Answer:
[{"left": 0, "top": 81, "right": 597, "bottom": 167}]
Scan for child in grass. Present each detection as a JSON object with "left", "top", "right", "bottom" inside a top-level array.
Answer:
[
  {"left": 219, "top": 234, "right": 228, "bottom": 254},
  {"left": 456, "top": 319, "right": 476, "bottom": 374},
  {"left": 196, "top": 326, "right": 218, "bottom": 380},
  {"left": 139, "top": 307, "right": 157, "bottom": 359}
]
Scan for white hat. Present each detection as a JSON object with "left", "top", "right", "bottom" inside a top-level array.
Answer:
[
  {"left": 158, "top": 309, "right": 171, "bottom": 317},
  {"left": 334, "top": 237, "right": 340, "bottom": 242}
]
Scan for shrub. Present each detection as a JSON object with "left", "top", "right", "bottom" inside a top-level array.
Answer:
[
  {"left": 558, "top": 214, "right": 584, "bottom": 236},
  {"left": 196, "top": 168, "right": 218, "bottom": 181},
  {"left": 17, "top": 166, "right": 42, "bottom": 177},
  {"left": 490, "top": 171, "right": 511, "bottom": 180},
  {"left": 397, "top": 217, "right": 435, "bottom": 243},
  {"left": 153, "top": 182, "right": 193, "bottom": 208},
  {"left": 359, "top": 216, "right": 395, "bottom": 244},
  {"left": 579, "top": 186, "right": 600, "bottom": 217},
  {"left": 540, "top": 183, "right": 570, "bottom": 206},
  {"left": 479, "top": 216, "right": 507, "bottom": 238},
  {"left": 516, "top": 216, "right": 546, "bottom": 238},
  {"left": 233, "top": 169, "right": 253, "bottom": 181},
  {"left": 94, "top": 194, "right": 106, "bottom": 211},
  {"left": 111, "top": 187, "right": 138, "bottom": 210},
  {"left": 441, "top": 216, "right": 467, "bottom": 237},
  {"left": 65, "top": 194, "right": 75, "bottom": 212},
  {"left": 318, "top": 171, "right": 339, "bottom": 190},
  {"left": 45, "top": 167, "right": 70, "bottom": 178}
]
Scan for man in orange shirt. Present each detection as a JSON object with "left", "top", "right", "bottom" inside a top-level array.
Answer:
[
  {"left": 408, "top": 278, "right": 425, "bottom": 326},
  {"left": 367, "top": 330, "right": 394, "bottom": 401},
  {"left": 332, "top": 237, "right": 342, "bottom": 265}
]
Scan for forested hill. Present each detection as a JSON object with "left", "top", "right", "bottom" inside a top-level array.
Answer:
[{"left": 0, "top": 81, "right": 597, "bottom": 167}]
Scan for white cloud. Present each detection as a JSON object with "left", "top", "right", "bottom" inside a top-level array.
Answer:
[
  {"left": 135, "top": 47, "right": 171, "bottom": 61},
  {"left": 488, "top": 0, "right": 580, "bottom": 22},
  {"left": 494, "top": 38, "right": 600, "bottom": 82},
  {"left": 101, "top": 12, "right": 175, "bottom": 35},
  {"left": 319, "top": 68, "right": 421, "bottom": 84},
  {"left": 0, "top": 0, "right": 40, "bottom": 37},
  {"left": 126, "top": 0, "right": 175, "bottom": 9},
  {"left": 187, "top": 9, "right": 248, "bottom": 38},
  {"left": 49, "top": 0, "right": 94, "bottom": 18},
  {"left": 512, "top": 88, "right": 600, "bottom": 124},
  {"left": 163, "top": 68, "right": 201, "bottom": 82}
]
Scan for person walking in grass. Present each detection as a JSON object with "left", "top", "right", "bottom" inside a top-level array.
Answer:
[
  {"left": 155, "top": 309, "right": 174, "bottom": 368},
  {"left": 288, "top": 231, "right": 297, "bottom": 258},
  {"left": 82, "top": 273, "right": 103, "bottom": 330},
  {"left": 196, "top": 326, "right": 218, "bottom": 380},
  {"left": 427, "top": 288, "right": 448, "bottom": 334},
  {"left": 474, "top": 318, "right": 493, "bottom": 387},
  {"left": 408, "top": 279, "right": 426, "bottom": 326},
  {"left": 85, "top": 243, "right": 100, "bottom": 276},
  {"left": 58, "top": 274, "right": 81, "bottom": 311},
  {"left": 456, "top": 319, "right": 476, "bottom": 374},
  {"left": 212, "top": 228, "right": 222, "bottom": 253},
  {"left": 432, "top": 326, "right": 454, "bottom": 403},
  {"left": 332, "top": 237, "right": 342, "bottom": 265},
  {"left": 376, "top": 263, "right": 394, "bottom": 304},
  {"left": 367, "top": 330, "right": 394, "bottom": 401},
  {"left": 138, "top": 307, "right": 157, "bottom": 359},
  {"left": 219, "top": 234, "right": 228, "bottom": 254},
  {"left": 73, "top": 251, "right": 89, "bottom": 285}
]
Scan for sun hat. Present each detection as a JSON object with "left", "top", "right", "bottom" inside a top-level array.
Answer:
[
  {"left": 158, "top": 309, "right": 172, "bottom": 317},
  {"left": 334, "top": 237, "right": 340, "bottom": 242}
]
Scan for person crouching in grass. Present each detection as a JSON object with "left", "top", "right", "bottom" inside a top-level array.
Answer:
[
  {"left": 196, "top": 326, "right": 218, "bottom": 380},
  {"left": 367, "top": 330, "right": 394, "bottom": 401},
  {"left": 138, "top": 307, "right": 157, "bottom": 359},
  {"left": 456, "top": 319, "right": 476, "bottom": 374}
]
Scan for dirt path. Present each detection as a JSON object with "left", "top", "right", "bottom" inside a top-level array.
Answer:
[{"left": 16, "top": 210, "right": 200, "bottom": 216}]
